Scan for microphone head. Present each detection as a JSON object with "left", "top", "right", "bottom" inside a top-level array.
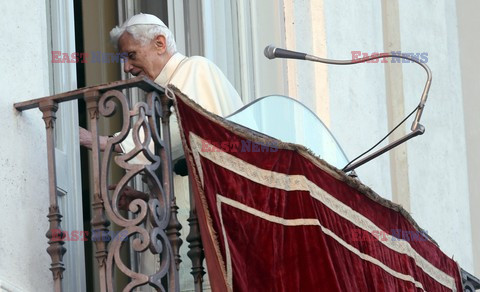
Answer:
[{"left": 264, "top": 45, "right": 276, "bottom": 59}]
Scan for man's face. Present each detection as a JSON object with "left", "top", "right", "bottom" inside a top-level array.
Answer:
[{"left": 118, "top": 32, "right": 169, "bottom": 80}]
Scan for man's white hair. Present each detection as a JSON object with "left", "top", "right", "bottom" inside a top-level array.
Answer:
[{"left": 110, "top": 23, "right": 177, "bottom": 54}]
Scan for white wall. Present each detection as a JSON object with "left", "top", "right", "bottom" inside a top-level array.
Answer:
[
  {"left": 323, "top": 1, "right": 392, "bottom": 199},
  {"left": 456, "top": 0, "right": 480, "bottom": 277},
  {"left": 398, "top": 0, "right": 473, "bottom": 272},
  {"left": 0, "top": 0, "right": 54, "bottom": 291}
]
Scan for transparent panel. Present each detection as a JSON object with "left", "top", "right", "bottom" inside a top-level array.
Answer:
[{"left": 226, "top": 95, "right": 349, "bottom": 169}]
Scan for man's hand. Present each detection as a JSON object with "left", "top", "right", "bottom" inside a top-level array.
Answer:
[
  {"left": 79, "top": 127, "right": 93, "bottom": 149},
  {"left": 109, "top": 184, "right": 150, "bottom": 211},
  {"left": 79, "top": 127, "right": 122, "bottom": 153}
]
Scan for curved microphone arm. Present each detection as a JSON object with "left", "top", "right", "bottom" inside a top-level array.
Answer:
[
  {"left": 305, "top": 53, "right": 432, "bottom": 133},
  {"left": 265, "top": 46, "right": 432, "bottom": 172}
]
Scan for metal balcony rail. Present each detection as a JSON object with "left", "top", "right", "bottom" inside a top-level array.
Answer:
[{"left": 14, "top": 77, "right": 204, "bottom": 292}]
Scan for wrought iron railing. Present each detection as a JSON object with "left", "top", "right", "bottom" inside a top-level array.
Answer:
[
  {"left": 462, "top": 268, "right": 480, "bottom": 292},
  {"left": 14, "top": 77, "right": 204, "bottom": 292}
]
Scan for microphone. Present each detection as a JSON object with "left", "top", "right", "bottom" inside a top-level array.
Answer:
[
  {"left": 263, "top": 45, "right": 432, "bottom": 174},
  {"left": 264, "top": 45, "right": 308, "bottom": 61}
]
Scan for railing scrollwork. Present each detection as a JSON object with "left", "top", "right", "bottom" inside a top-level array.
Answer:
[{"left": 14, "top": 77, "right": 185, "bottom": 292}]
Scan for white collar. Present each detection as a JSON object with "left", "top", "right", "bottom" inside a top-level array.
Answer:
[{"left": 154, "top": 52, "right": 187, "bottom": 87}]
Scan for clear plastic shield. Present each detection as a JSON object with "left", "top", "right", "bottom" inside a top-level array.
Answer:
[{"left": 227, "top": 95, "right": 348, "bottom": 169}]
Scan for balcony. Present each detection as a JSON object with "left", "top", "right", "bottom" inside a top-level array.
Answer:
[
  {"left": 14, "top": 77, "right": 479, "bottom": 292},
  {"left": 14, "top": 77, "right": 204, "bottom": 292}
]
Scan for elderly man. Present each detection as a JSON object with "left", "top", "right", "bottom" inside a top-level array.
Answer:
[
  {"left": 112, "top": 13, "right": 242, "bottom": 113},
  {"left": 81, "top": 13, "right": 243, "bottom": 161},
  {"left": 80, "top": 13, "right": 244, "bottom": 290},
  {"left": 80, "top": 10, "right": 244, "bottom": 247}
]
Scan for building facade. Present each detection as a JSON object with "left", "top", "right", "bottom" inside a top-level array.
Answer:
[{"left": 0, "top": 0, "right": 478, "bottom": 291}]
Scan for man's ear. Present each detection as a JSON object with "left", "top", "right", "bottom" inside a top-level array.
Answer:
[{"left": 154, "top": 35, "right": 167, "bottom": 54}]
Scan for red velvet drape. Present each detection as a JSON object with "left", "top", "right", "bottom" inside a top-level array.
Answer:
[{"left": 173, "top": 89, "right": 463, "bottom": 292}]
